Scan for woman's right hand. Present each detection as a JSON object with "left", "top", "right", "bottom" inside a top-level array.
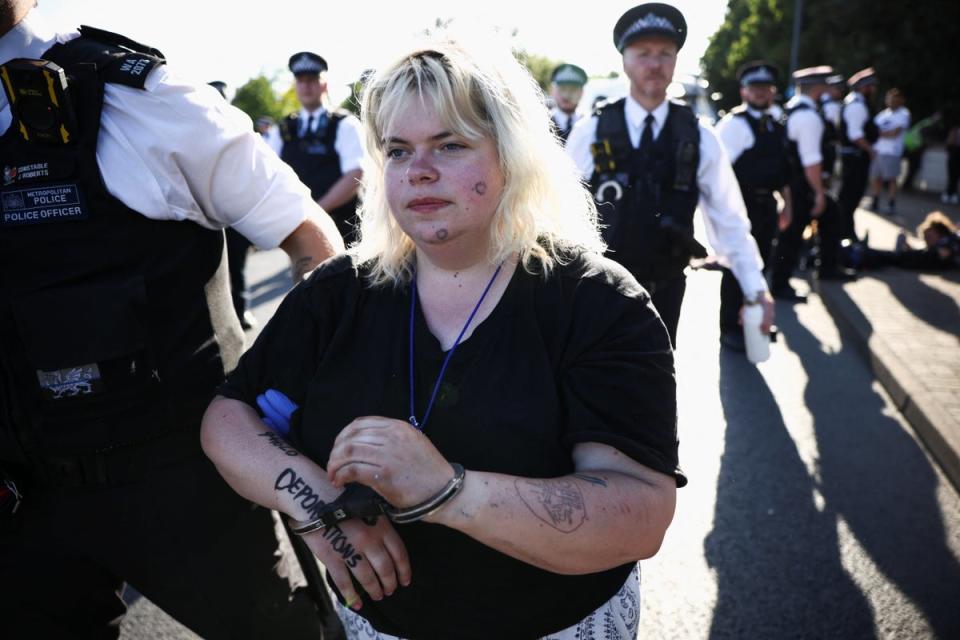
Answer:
[{"left": 300, "top": 514, "right": 411, "bottom": 610}]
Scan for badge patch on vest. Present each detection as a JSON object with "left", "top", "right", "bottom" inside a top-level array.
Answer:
[
  {"left": 1, "top": 183, "right": 89, "bottom": 226},
  {"left": 36, "top": 363, "right": 103, "bottom": 399},
  {"left": 3, "top": 162, "right": 51, "bottom": 185}
]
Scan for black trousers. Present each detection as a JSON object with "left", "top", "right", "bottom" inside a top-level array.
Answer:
[
  {"left": 771, "top": 187, "right": 842, "bottom": 288},
  {"left": 0, "top": 446, "right": 322, "bottom": 640},
  {"left": 719, "top": 192, "right": 778, "bottom": 333},
  {"left": 947, "top": 145, "right": 960, "bottom": 196},
  {"left": 226, "top": 228, "right": 253, "bottom": 322},
  {"left": 838, "top": 152, "right": 871, "bottom": 240}
]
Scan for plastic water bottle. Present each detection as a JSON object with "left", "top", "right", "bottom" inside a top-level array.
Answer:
[{"left": 742, "top": 302, "right": 770, "bottom": 364}]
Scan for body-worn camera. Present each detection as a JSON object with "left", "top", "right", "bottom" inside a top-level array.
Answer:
[{"left": 0, "top": 58, "right": 78, "bottom": 145}]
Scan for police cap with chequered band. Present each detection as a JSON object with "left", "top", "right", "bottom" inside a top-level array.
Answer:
[
  {"left": 613, "top": 3, "right": 687, "bottom": 52},
  {"left": 737, "top": 61, "right": 779, "bottom": 87},
  {"left": 288, "top": 51, "right": 327, "bottom": 76},
  {"left": 550, "top": 63, "right": 588, "bottom": 87},
  {"left": 792, "top": 65, "right": 834, "bottom": 86}
]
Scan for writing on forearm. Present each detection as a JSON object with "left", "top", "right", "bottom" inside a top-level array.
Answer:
[
  {"left": 276, "top": 467, "right": 326, "bottom": 518},
  {"left": 274, "top": 468, "right": 362, "bottom": 567},
  {"left": 515, "top": 478, "right": 586, "bottom": 533},
  {"left": 258, "top": 431, "right": 299, "bottom": 457}
]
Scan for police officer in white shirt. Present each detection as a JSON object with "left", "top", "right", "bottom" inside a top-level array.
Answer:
[
  {"left": 0, "top": 3, "right": 342, "bottom": 637},
  {"left": 869, "top": 87, "right": 911, "bottom": 214},
  {"left": 715, "top": 61, "right": 792, "bottom": 350},
  {"left": 838, "top": 66, "right": 879, "bottom": 239},
  {"left": 566, "top": 2, "right": 773, "bottom": 347},
  {"left": 769, "top": 66, "right": 847, "bottom": 301},
  {"left": 819, "top": 73, "right": 844, "bottom": 183},
  {"left": 549, "top": 63, "right": 587, "bottom": 143},
  {"left": 275, "top": 51, "right": 365, "bottom": 242}
]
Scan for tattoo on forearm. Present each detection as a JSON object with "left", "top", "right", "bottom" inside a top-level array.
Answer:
[
  {"left": 573, "top": 473, "right": 608, "bottom": 487},
  {"left": 258, "top": 431, "right": 299, "bottom": 457},
  {"left": 274, "top": 468, "right": 362, "bottom": 567},
  {"left": 292, "top": 256, "right": 314, "bottom": 281},
  {"left": 515, "top": 478, "right": 586, "bottom": 533}
]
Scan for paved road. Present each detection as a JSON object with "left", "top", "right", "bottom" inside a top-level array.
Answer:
[{"left": 122, "top": 250, "right": 960, "bottom": 639}]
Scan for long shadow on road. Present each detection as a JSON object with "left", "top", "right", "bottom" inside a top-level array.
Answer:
[
  {"left": 779, "top": 303, "right": 959, "bottom": 638},
  {"left": 706, "top": 349, "right": 874, "bottom": 639}
]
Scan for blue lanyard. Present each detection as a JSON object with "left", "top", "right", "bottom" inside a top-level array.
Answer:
[{"left": 408, "top": 264, "right": 503, "bottom": 431}]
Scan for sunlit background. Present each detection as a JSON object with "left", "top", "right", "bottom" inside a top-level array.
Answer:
[{"left": 36, "top": 1, "right": 726, "bottom": 103}]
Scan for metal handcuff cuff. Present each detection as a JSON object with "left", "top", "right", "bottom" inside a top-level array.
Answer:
[{"left": 287, "top": 463, "right": 466, "bottom": 536}]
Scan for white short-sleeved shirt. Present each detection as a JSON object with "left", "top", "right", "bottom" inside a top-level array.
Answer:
[
  {"left": 267, "top": 107, "right": 365, "bottom": 175},
  {"left": 842, "top": 92, "right": 871, "bottom": 144},
  {"left": 550, "top": 108, "right": 582, "bottom": 136},
  {"left": 873, "top": 106, "right": 911, "bottom": 156},
  {"left": 785, "top": 94, "right": 825, "bottom": 168},
  {"left": 820, "top": 97, "right": 842, "bottom": 128},
  {"left": 565, "top": 95, "right": 767, "bottom": 298},
  {"left": 716, "top": 105, "right": 781, "bottom": 165},
  {"left": 0, "top": 11, "right": 322, "bottom": 250}
]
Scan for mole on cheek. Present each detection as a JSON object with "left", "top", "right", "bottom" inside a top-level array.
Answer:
[
  {"left": 474, "top": 182, "right": 487, "bottom": 195},
  {"left": 436, "top": 229, "right": 449, "bottom": 240}
]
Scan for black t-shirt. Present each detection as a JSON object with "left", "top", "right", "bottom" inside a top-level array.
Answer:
[{"left": 220, "top": 250, "right": 685, "bottom": 639}]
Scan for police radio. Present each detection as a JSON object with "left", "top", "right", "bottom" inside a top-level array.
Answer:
[{"left": 0, "top": 58, "right": 78, "bottom": 146}]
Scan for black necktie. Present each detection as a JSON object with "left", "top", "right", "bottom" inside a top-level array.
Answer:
[
  {"left": 303, "top": 115, "right": 314, "bottom": 137},
  {"left": 640, "top": 113, "right": 655, "bottom": 158},
  {"left": 759, "top": 114, "right": 771, "bottom": 132}
]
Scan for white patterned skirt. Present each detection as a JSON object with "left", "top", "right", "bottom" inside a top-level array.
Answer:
[{"left": 334, "top": 563, "right": 641, "bottom": 640}]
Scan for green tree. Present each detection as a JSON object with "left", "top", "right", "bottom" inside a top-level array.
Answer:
[
  {"left": 514, "top": 50, "right": 562, "bottom": 92},
  {"left": 230, "top": 75, "right": 284, "bottom": 123},
  {"left": 701, "top": 0, "right": 960, "bottom": 121}
]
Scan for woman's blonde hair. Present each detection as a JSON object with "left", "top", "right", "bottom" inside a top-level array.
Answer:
[{"left": 352, "top": 31, "right": 604, "bottom": 286}]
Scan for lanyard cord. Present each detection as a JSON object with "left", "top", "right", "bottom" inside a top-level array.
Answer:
[{"left": 408, "top": 263, "right": 503, "bottom": 431}]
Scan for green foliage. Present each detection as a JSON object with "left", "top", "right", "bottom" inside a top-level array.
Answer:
[
  {"left": 514, "top": 50, "right": 562, "bottom": 92},
  {"left": 230, "top": 75, "right": 285, "bottom": 123},
  {"left": 701, "top": 0, "right": 960, "bottom": 122}
]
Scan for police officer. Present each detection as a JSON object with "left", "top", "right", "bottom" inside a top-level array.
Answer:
[
  {"left": 274, "top": 51, "right": 364, "bottom": 242},
  {"left": 209, "top": 79, "right": 257, "bottom": 329},
  {"left": 838, "top": 66, "right": 879, "bottom": 240},
  {"left": 566, "top": 3, "right": 773, "bottom": 347},
  {"left": 820, "top": 73, "right": 845, "bottom": 183},
  {"left": 0, "top": 4, "right": 344, "bottom": 638},
  {"left": 549, "top": 63, "right": 587, "bottom": 143},
  {"left": 770, "top": 66, "right": 845, "bottom": 301},
  {"left": 715, "top": 61, "right": 792, "bottom": 351}
]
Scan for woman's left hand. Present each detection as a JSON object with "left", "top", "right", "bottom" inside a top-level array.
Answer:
[{"left": 327, "top": 416, "right": 455, "bottom": 508}]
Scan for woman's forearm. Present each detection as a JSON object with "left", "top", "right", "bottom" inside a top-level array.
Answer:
[
  {"left": 200, "top": 396, "right": 341, "bottom": 519},
  {"left": 426, "top": 468, "right": 675, "bottom": 575}
]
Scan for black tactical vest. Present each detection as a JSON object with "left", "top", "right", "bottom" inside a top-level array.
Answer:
[
  {"left": 280, "top": 111, "right": 358, "bottom": 240},
  {"left": 785, "top": 100, "right": 829, "bottom": 197},
  {"left": 730, "top": 106, "right": 790, "bottom": 191},
  {"left": 0, "top": 27, "right": 243, "bottom": 462},
  {"left": 589, "top": 99, "right": 700, "bottom": 282},
  {"left": 819, "top": 100, "right": 840, "bottom": 175}
]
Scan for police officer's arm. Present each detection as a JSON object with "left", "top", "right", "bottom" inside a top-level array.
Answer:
[
  {"left": 316, "top": 114, "right": 364, "bottom": 212},
  {"left": 778, "top": 185, "right": 793, "bottom": 231},
  {"left": 845, "top": 101, "right": 875, "bottom": 156},
  {"left": 696, "top": 125, "right": 774, "bottom": 331},
  {"left": 280, "top": 215, "right": 344, "bottom": 282},
  {"left": 202, "top": 397, "right": 411, "bottom": 606},
  {"left": 790, "top": 110, "right": 827, "bottom": 216},
  {"left": 316, "top": 169, "right": 363, "bottom": 212}
]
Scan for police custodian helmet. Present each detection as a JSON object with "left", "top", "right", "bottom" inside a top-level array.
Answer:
[{"left": 613, "top": 3, "right": 687, "bottom": 52}]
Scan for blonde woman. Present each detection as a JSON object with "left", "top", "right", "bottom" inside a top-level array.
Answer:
[{"left": 202, "top": 33, "right": 683, "bottom": 639}]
